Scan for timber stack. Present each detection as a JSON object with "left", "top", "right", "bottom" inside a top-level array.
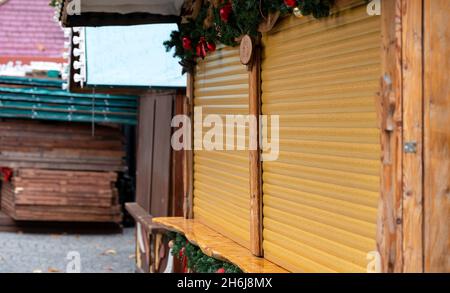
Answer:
[{"left": 0, "top": 119, "right": 125, "bottom": 223}]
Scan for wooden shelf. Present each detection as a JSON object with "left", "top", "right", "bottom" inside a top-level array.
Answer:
[{"left": 153, "top": 217, "right": 288, "bottom": 273}]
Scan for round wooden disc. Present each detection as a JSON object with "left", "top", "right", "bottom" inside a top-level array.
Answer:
[{"left": 239, "top": 35, "right": 254, "bottom": 65}]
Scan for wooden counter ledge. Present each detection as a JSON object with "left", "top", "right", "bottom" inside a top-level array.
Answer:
[{"left": 152, "top": 217, "right": 288, "bottom": 273}]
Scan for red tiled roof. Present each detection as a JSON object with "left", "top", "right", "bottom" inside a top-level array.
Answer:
[{"left": 0, "top": 0, "right": 65, "bottom": 63}]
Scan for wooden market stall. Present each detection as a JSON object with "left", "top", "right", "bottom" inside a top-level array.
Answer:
[
  {"left": 155, "top": 0, "right": 449, "bottom": 273},
  {"left": 57, "top": 0, "right": 449, "bottom": 273}
]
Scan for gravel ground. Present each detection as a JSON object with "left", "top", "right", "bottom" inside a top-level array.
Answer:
[{"left": 0, "top": 228, "right": 135, "bottom": 273}]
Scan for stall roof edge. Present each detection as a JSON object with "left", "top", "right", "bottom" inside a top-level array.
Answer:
[{"left": 58, "top": 0, "right": 182, "bottom": 27}]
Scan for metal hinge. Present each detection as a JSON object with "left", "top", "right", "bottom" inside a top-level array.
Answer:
[{"left": 404, "top": 142, "right": 417, "bottom": 153}]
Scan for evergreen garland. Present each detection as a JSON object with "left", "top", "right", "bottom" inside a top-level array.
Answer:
[
  {"left": 49, "top": 0, "right": 62, "bottom": 7},
  {"left": 169, "top": 232, "right": 243, "bottom": 273},
  {"left": 164, "top": 0, "right": 332, "bottom": 71}
]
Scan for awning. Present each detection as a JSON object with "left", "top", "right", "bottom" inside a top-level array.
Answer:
[{"left": 57, "top": 0, "right": 185, "bottom": 27}]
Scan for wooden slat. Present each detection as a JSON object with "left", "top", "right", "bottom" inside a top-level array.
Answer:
[
  {"left": 136, "top": 94, "right": 156, "bottom": 211},
  {"left": 150, "top": 94, "right": 173, "bottom": 217},
  {"left": 376, "top": 0, "right": 404, "bottom": 273},
  {"left": 424, "top": 0, "right": 450, "bottom": 273},
  {"left": 136, "top": 91, "right": 174, "bottom": 217},
  {"left": 153, "top": 217, "right": 288, "bottom": 273},
  {"left": 402, "top": 0, "right": 424, "bottom": 273}
]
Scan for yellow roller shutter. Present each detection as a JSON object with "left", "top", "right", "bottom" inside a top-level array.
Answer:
[
  {"left": 261, "top": 5, "right": 381, "bottom": 272},
  {"left": 193, "top": 46, "right": 251, "bottom": 248}
]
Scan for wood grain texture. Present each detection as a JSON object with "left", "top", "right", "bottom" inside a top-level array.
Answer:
[
  {"left": 136, "top": 94, "right": 156, "bottom": 211},
  {"left": 249, "top": 45, "right": 263, "bottom": 257},
  {"left": 1, "top": 169, "right": 121, "bottom": 223},
  {"left": 424, "top": 0, "right": 450, "bottom": 273},
  {"left": 402, "top": 0, "right": 424, "bottom": 273},
  {"left": 0, "top": 120, "right": 125, "bottom": 171},
  {"left": 171, "top": 92, "right": 187, "bottom": 217},
  {"left": 125, "top": 203, "right": 167, "bottom": 234},
  {"left": 150, "top": 95, "right": 173, "bottom": 217},
  {"left": 136, "top": 91, "right": 175, "bottom": 216},
  {"left": 377, "top": 0, "right": 404, "bottom": 273},
  {"left": 153, "top": 217, "right": 288, "bottom": 273},
  {"left": 184, "top": 73, "right": 194, "bottom": 219}
]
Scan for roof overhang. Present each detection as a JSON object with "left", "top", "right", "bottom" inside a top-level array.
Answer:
[{"left": 58, "top": 0, "right": 184, "bottom": 27}]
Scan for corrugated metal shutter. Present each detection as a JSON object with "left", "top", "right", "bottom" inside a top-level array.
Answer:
[
  {"left": 193, "top": 46, "right": 251, "bottom": 248},
  {"left": 261, "top": 5, "right": 381, "bottom": 272}
]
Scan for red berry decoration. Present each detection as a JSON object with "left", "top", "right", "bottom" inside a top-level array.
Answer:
[
  {"left": 182, "top": 36, "right": 192, "bottom": 50},
  {"left": 219, "top": 2, "right": 233, "bottom": 23},
  {"left": 284, "top": 0, "right": 297, "bottom": 8},
  {"left": 207, "top": 42, "right": 216, "bottom": 52},
  {"left": 216, "top": 268, "right": 225, "bottom": 273},
  {"left": 179, "top": 247, "right": 185, "bottom": 258}
]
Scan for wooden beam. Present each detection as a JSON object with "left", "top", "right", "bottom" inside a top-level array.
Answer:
[
  {"left": 249, "top": 45, "right": 263, "bottom": 257},
  {"left": 423, "top": 0, "right": 450, "bottom": 273},
  {"left": 171, "top": 92, "right": 187, "bottom": 217},
  {"left": 402, "top": 0, "right": 424, "bottom": 273},
  {"left": 376, "top": 0, "right": 404, "bottom": 273},
  {"left": 184, "top": 73, "right": 195, "bottom": 219}
]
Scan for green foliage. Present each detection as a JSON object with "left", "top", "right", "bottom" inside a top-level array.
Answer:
[
  {"left": 169, "top": 232, "right": 243, "bottom": 274},
  {"left": 49, "top": 0, "right": 62, "bottom": 7},
  {"left": 164, "top": 0, "right": 332, "bottom": 72}
]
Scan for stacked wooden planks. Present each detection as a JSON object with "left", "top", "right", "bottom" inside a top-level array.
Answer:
[
  {"left": 0, "top": 119, "right": 125, "bottom": 223},
  {"left": 0, "top": 120, "right": 125, "bottom": 171},
  {"left": 1, "top": 169, "right": 121, "bottom": 223},
  {"left": 0, "top": 211, "right": 17, "bottom": 232}
]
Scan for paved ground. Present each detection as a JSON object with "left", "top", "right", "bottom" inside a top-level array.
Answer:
[{"left": 0, "top": 228, "right": 135, "bottom": 273}]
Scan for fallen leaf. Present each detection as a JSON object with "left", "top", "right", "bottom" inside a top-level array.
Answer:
[
  {"left": 48, "top": 267, "right": 61, "bottom": 273},
  {"left": 102, "top": 249, "right": 117, "bottom": 256}
]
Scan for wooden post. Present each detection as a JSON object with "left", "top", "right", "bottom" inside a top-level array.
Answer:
[
  {"left": 184, "top": 72, "right": 195, "bottom": 219},
  {"left": 402, "top": 0, "right": 424, "bottom": 273},
  {"left": 376, "top": 0, "right": 404, "bottom": 273},
  {"left": 424, "top": 0, "right": 450, "bottom": 273},
  {"left": 249, "top": 45, "right": 263, "bottom": 257}
]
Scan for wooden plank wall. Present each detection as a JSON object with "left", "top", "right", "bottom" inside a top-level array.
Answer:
[
  {"left": 424, "top": 0, "right": 450, "bottom": 273},
  {"left": 134, "top": 90, "right": 187, "bottom": 273},
  {"left": 135, "top": 91, "right": 174, "bottom": 216},
  {"left": 377, "top": 0, "right": 404, "bottom": 273},
  {"left": 379, "top": 0, "right": 449, "bottom": 272}
]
